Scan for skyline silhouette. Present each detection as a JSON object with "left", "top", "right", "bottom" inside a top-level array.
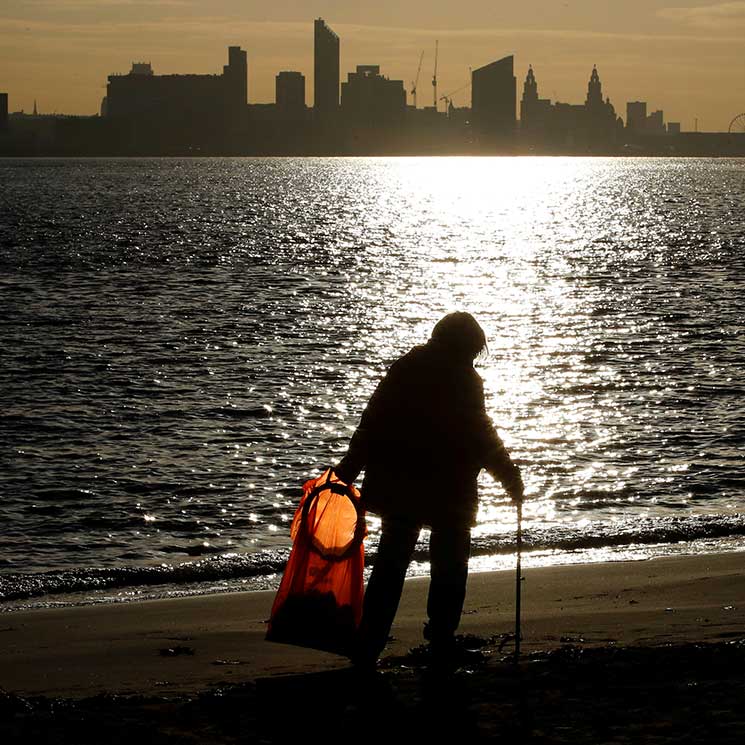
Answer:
[
  {"left": 2, "top": 21, "right": 744, "bottom": 157},
  {"left": 1, "top": 1, "right": 743, "bottom": 132}
]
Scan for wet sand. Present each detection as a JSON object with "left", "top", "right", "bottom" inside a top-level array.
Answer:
[{"left": 2, "top": 552, "right": 745, "bottom": 743}]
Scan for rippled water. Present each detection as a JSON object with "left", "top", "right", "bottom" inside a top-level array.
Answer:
[{"left": 1, "top": 157, "right": 744, "bottom": 607}]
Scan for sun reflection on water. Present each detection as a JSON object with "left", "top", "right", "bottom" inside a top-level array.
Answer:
[
  {"left": 2, "top": 156, "right": 743, "bottom": 582},
  {"left": 336, "top": 156, "right": 743, "bottom": 554}
]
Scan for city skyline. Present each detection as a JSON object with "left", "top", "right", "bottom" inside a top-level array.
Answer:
[{"left": 1, "top": 1, "right": 744, "bottom": 132}]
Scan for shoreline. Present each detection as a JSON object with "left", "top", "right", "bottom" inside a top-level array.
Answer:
[
  {"left": 5, "top": 535, "right": 745, "bottom": 614},
  {"left": 2, "top": 551, "right": 744, "bottom": 699}
]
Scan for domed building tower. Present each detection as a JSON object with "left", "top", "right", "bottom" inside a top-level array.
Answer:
[
  {"left": 583, "top": 65, "right": 620, "bottom": 146},
  {"left": 585, "top": 65, "right": 604, "bottom": 109},
  {"left": 520, "top": 65, "right": 553, "bottom": 140},
  {"left": 522, "top": 66, "right": 538, "bottom": 109}
]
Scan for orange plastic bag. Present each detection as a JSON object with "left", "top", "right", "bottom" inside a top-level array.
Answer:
[{"left": 266, "top": 468, "right": 366, "bottom": 655}]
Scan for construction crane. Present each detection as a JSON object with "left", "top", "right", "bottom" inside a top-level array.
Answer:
[
  {"left": 432, "top": 40, "right": 439, "bottom": 110},
  {"left": 439, "top": 80, "right": 472, "bottom": 114},
  {"left": 411, "top": 51, "right": 424, "bottom": 109}
]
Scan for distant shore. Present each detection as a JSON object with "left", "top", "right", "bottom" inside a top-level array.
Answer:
[{"left": 2, "top": 147, "right": 745, "bottom": 158}]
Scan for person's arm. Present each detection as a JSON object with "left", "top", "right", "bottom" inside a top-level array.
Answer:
[
  {"left": 334, "top": 367, "right": 395, "bottom": 484},
  {"left": 468, "top": 373, "right": 524, "bottom": 501},
  {"left": 334, "top": 420, "right": 368, "bottom": 484},
  {"left": 483, "top": 429, "right": 524, "bottom": 502}
]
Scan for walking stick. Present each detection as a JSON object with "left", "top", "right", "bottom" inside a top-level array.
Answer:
[{"left": 514, "top": 499, "right": 523, "bottom": 664}]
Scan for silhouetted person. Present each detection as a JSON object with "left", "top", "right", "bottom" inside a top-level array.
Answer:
[{"left": 335, "top": 312, "right": 524, "bottom": 667}]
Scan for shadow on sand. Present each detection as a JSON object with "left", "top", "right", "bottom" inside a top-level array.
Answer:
[{"left": 3, "top": 637, "right": 745, "bottom": 743}]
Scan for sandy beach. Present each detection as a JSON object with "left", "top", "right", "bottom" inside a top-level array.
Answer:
[{"left": 2, "top": 552, "right": 745, "bottom": 742}]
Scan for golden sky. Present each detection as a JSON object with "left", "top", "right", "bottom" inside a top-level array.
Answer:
[{"left": 2, "top": 1, "right": 743, "bottom": 131}]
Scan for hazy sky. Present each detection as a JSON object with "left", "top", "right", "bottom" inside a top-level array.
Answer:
[{"left": 2, "top": 1, "right": 743, "bottom": 130}]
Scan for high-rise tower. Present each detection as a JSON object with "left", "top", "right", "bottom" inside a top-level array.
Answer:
[
  {"left": 0, "top": 93, "right": 8, "bottom": 131},
  {"left": 224, "top": 46, "right": 248, "bottom": 108},
  {"left": 341, "top": 65, "right": 406, "bottom": 128},
  {"left": 276, "top": 71, "right": 306, "bottom": 113},
  {"left": 314, "top": 18, "right": 340, "bottom": 115},
  {"left": 626, "top": 101, "right": 647, "bottom": 132},
  {"left": 471, "top": 55, "right": 516, "bottom": 137}
]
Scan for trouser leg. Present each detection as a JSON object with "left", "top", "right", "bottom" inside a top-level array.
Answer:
[
  {"left": 355, "top": 517, "right": 420, "bottom": 661},
  {"left": 425, "top": 525, "right": 471, "bottom": 643}
]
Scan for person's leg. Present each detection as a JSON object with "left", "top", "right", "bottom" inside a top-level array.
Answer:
[
  {"left": 425, "top": 524, "right": 471, "bottom": 648},
  {"left": 353, "top": 517, "right": 420, "bottom": 664}
]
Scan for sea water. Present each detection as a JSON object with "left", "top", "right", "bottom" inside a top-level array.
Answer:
[{"left": 1, "top": 156, "right": 744, "bottom": 609}]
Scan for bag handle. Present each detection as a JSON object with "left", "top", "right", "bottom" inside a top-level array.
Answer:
[{"left": 299, "top": 469, "right": 366, "bottom": 561}]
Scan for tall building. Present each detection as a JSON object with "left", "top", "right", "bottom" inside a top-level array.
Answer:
[
  {"left": 0, "top": 93, "right": 8, "bottom": 131},
  {"left": 471, "top": 55, "right": 516, "bottom": 137},
  {"left": 105, "top": 47, "right": 247, "bottom": 120},
  {"left": 341, "top": 65, "right": 406, "bottom": 127},
  {"left": 647, "top": 110, "right": 666, "bottom": 135},
  {"left": 626, "top": 101, "right": 667, "bottom": 136},
  {"left": 224, "top": 46, "right": 248, "bottom": 108},
  {"left": 627, "top": 101, "right": 647, "bottom": 132},
  {"left": 314, "top": 18, "right": 340, "bottom": 114},
  {"left": 276, "top": 71, "right": 306, "bottom": 112}
]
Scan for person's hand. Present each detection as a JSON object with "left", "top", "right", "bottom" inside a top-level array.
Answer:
[
  {"left": 333, "top": 462, "right": 356, "bottom": 485},
  {"left": 507, "top": 472, "right": 524, "bottom": 503},
  {"left": 510, "top": 486, "right": 524, "bottom": 504}
]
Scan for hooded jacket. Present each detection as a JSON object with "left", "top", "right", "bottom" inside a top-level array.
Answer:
[{"left": 336, "top": 340, "right": 522, "bottom": 527}]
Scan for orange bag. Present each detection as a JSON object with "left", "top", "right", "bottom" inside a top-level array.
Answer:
[{"left": 266, "top": 468, "right": 366, "bottom": 655}]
